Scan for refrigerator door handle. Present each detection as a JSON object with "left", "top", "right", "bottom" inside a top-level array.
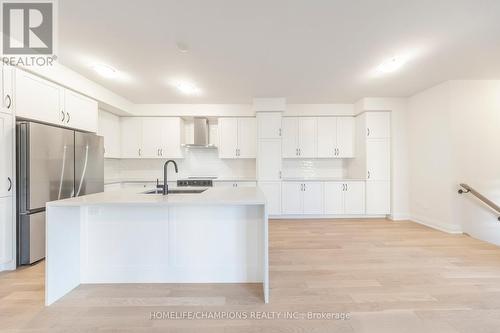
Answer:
[
  {"left": 57, "top": 145, "right": 68, "bottom": 200},
  {"left": 76, "top": 145, "right": 89, "bottom": 197}
]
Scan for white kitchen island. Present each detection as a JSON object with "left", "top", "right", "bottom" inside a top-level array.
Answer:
[{"left": 45, "top": 187, "right": 268, "bottom": 305}]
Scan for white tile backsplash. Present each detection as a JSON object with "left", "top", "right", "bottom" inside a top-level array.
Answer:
[
  {"left": 282, "top": 159, "right": 346, "bottom": 178},
  {"left": 105, "top": 148, "right": 256, "bottom": 182}
]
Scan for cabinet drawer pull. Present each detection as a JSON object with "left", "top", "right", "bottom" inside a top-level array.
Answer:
[
  {"left": 278, "top": 128, "right": 282, "bottom": 137},
  {"left": 138, "top": 148, "right": 142, "bottom": 156},
  {"left": 160, "top": 149, "right": 163, "bottom": 156},
  {"left": 66, "top": 112, "right": 70, "bottom": 123},
  {"left": 367, "top": 128, "right": 370, "bottom": 137},
  {"left": 61, "top": 110, "right": 65, "bottom": 122},
  {"left": 7, "top": 177, "right": 12, "bottom": 191},
  {"left": 367, "top": 171, "right": 371, "bottom": 179},
  {"left": 5, "top": 94, "right": 11, "bottom": 109}
]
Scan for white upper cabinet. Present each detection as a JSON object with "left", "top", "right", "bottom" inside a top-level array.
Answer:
[
  {"left": 141, "top": 117, "right": 165, "bottom": 158},
  {"left": 218, "top": 117, "right": 256, "bottom": 159},
  {"left": 366, "top": 140, "right": 390, "bottom": 181},
  {"left": 317, "top": 117, "right": 354, "bottom": 158},
  {"left": 237, "top": 118, "right": 256, "bottom": 158},
  {"left": 281, "top": 117, "right": 298, "bottom": 158},
  {"left": 120, "top": 117, "right": 184, "bottom": 159},
  {"left": 63, "top": 89, "right": 98, "bottom": 133},
  {"left": 257, "top": 139, "right": 282, "bottom": 181},
  {"left": 336, "top": 117, "right": 355, "bottom": 157},
  {"left": 366, "top": 112, "right": 391, "bottom": 138},
  {"left": 98, "top": 111, "right": 121, "bottom": 158},
  {"left": 2, "top": 66, "right": 14, "bottom": 114},
  {"left": 298, "top": 117, "right": 317, "bottom": 158},
  {"left": 0, "top": 113, "right": 13, "bottom": 198},
  {"left": 120, "top": 118, "right": 142, "bottom": 158},
  {"left": 282, "top": 117, "right": 317, "bottom": 158},
  {"left": 317, "top": 117, "right": 337, "bottom": 158},
  {"left": 218, "top": 118, "right": 238, "bottom": 158},
  {"left": 257, "top": 112, "right": 282, "bottom": 139},
  {"left": 15, "top": 69, "right": 98, "bottom": 132},
  {"left": 15, "top": 69, "right": 63, "bottom": 125}
]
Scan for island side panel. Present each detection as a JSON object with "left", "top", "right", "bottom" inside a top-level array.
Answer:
[
  {"left": 45, "top": 206, "right": 82, "bottom": 306},
  {"left": 167, "top": 204, "right": 264, "bottom": 283},
  {"left": 263, "top": 205, "right": 269, "bottom": 303}
]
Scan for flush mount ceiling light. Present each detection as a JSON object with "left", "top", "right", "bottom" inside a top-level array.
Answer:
[
  {"left": 170, "top": 80, "right": 201, "bottom": 95},
  {"left": 376, "top": 56, "right": 407, "bottom": 74},
  {"left": 91, "top": 64, "right": 117, "bottom": 78},
  {"left": 176, "top": 41, "right": 190, "bottom": 53}
]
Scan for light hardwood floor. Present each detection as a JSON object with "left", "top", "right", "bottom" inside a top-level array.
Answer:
[{"left": 2, "top": 219, "right": 500, "bottom": 332}]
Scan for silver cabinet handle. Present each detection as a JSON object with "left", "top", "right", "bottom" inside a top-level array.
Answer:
[
  {"left": 7, "top": 177, "right": 12, "bottom": 191},
  {"left": 278, "top": 128, "right": 282, "bottom": 137},
  {"left": 279, "top": 171, "right": 282, "bottom": 179},
  {"left": 5, "top": 94, "right": 11, "bottom": 109},
  {"left": 367, "top": 171, "right": 371, "bottom": 179},
  {"left": 66, "top": 112, "right": 70, "bottom": 123},
  {"left": 61, "top": 110, "right": 65, "bottom": 122},
  {"left": 160, "top": 149, "right": 163, "bottom": 156},
  {"left": 303, "top": 183, "right": 306, "bottom": 191},
  {"left": 367, "top": 128, "right": 370, "bottom": 137},
  {"left": 299, "top": 148, "right": 302, "bottom": 156},
  {"left": 138, "top": 148, "right": 142, "bottom": 156},
  {"left": 157, "top": 149, "right": 160, "bottom": 156}
]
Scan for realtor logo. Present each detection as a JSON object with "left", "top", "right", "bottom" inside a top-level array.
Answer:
[{"left": 2, "top": 1, "right": 54, "bottom": 55}]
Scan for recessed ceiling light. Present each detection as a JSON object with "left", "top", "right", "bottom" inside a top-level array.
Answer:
[
  {"left": 170, "top": 80, "right": 201, "bottom": 95},
  {"left": 376, "top": 55, "right": 407, "bottom": 74},
  {"left": 91, "top": 64, "right": 117, "bottom": 78},
  {"left": 176, "top": 41, "right": 189, "bottom": 53}
]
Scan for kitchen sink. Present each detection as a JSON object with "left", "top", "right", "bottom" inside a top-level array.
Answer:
[{"left": 143, "top": 188, "right": 207, "bottom": 194}]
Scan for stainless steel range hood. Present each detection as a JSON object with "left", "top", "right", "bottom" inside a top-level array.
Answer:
[{"left": 183, "top": 117, "right": 215, "bottom": 148}]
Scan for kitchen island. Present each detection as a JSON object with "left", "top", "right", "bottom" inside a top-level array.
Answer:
[{"left": 45, "top": 187, "right": 268, "bottom": 305}]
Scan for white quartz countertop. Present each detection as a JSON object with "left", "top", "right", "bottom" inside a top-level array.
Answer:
[
  {"left": 282, "top": 177, "right": 366, "bottom": 181},
  {"left": 46, "top": 187, "right": 267, "bottom": 207}
]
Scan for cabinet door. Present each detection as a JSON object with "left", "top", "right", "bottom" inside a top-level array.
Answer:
[
  {"left": 15, "top": 69, "right": 63, "bottom": 125},
  {"left": 302, "top": 182, "right": 323, "bottom": 214},
  {"left": 317, "top": 117, "right": 337, "bottom": 158},
  {"left": 0, "top": 196, "right": 13, "bottom": 265},
  {"left": 257, "top": 112, "right": 282, "bottom": 139},
  {"left": 344, "top": 182, "right": 365, "bottom": 215},
  {"left": 120, "top": 118, "right": 143, "bottom": 158},
  {"left": 258, "top": 182, "right": 282, "bottom": 215},
  {"left": 162, "top": 117, "right": 184, "bottom": 158},
  {"left": 141, "top": 117, "right": 164, "bottom": 158},
  {"left": 213, "top": 181, "right": 234, "bottom": 188},
  {"left": 235, "top": 181, "right": 257, "bottom": 187},
  {"left": 98, "top": 111, "right": 121, "bottom": 158},
  {"left": 298, "top": 117, "right": 317, "bottom": 158},
  {"left": 257, "top": 140, "right": 282, "bottom": 181},
  {"left": 237, "top": 118, "right": 256, "bottom": 158},
  {"left": 366, "top": 140, "right": 390, "bottom": 180},
  {"left": 218, "top": 118, "right": 238, "bottom": 159},
  {"left": 281, "top": 117, "right": 298, "bottom": 158},
  {"left": 337, "top": 117, "right": 355, "bottom": 158},
  {"left": 324, "top": 182, "right": 344, "bottom": 214},
  {"left": 0, "top": 113, "right": 13, "bottom": 198},
  {"left": 366, "top": 181, "right": 390, "bottom": 215},
  {"left": 63, "top": 89, "right": 98, "bottom": 132},
  {"left": 282, "top": 182, "right": 303, "bottom": 214},
  {"left": 366, "top": 112, "right": 391, "bottom": 139},
  {"left": 2, "top": 66, "right": 14, "bottom": 113}
]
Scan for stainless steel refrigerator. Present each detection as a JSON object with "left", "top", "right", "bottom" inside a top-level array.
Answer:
[{"left": 16, "top": 121, "right": 104, "bottom": 265}]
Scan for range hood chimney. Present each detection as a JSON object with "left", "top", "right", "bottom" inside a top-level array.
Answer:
[{"left": 183, "top": 117, "right": 215, "bottom": 148}]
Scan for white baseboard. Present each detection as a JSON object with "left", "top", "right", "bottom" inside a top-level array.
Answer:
[
  {"left": 271, "top": 214, "right": 387, "bottom": 219},
  {"left": 388, "top": 214, "right": 410, "bottom": 221},
  {"left": 410, "top": 214, "right": 463, "bottom": 234}
]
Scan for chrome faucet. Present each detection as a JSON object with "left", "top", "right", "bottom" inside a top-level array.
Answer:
[{"left": 163, "top": 160, "right": 178, "bottom": 195}]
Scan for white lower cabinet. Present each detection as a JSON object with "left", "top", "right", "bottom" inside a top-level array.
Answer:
[
  {"left": 282, "top": 181, "right": 323, "bottom": 215},
  {"left": 324, "top": 181, "right": 365, "bottom": 215},
  {"left": 366, "top": 181, "right": 390, "bottom": 215},
  {"left": 258, "top": 182, "right": 282, "bottom": 215},
  {"left": 0, "top": 196, "right": 13, "bottom": 267},
  {"left": 214, "top": 181, "right": 256, "bottom": 188}
]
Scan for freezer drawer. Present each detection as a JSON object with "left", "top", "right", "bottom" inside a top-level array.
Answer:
[{"left": 18, "top": 212, "right": 45, "bottom": 265}]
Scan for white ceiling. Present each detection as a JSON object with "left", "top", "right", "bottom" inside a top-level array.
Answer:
[{"left": 58, "top": 0, "right": 500, "bottom": 103}]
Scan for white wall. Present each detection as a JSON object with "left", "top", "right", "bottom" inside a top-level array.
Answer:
[
  {"left": 408, "top": 80, "right": 500, "bottom": 241},
  {"left": 449, "top": 81, "right": 500, "bottom": 243}
]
